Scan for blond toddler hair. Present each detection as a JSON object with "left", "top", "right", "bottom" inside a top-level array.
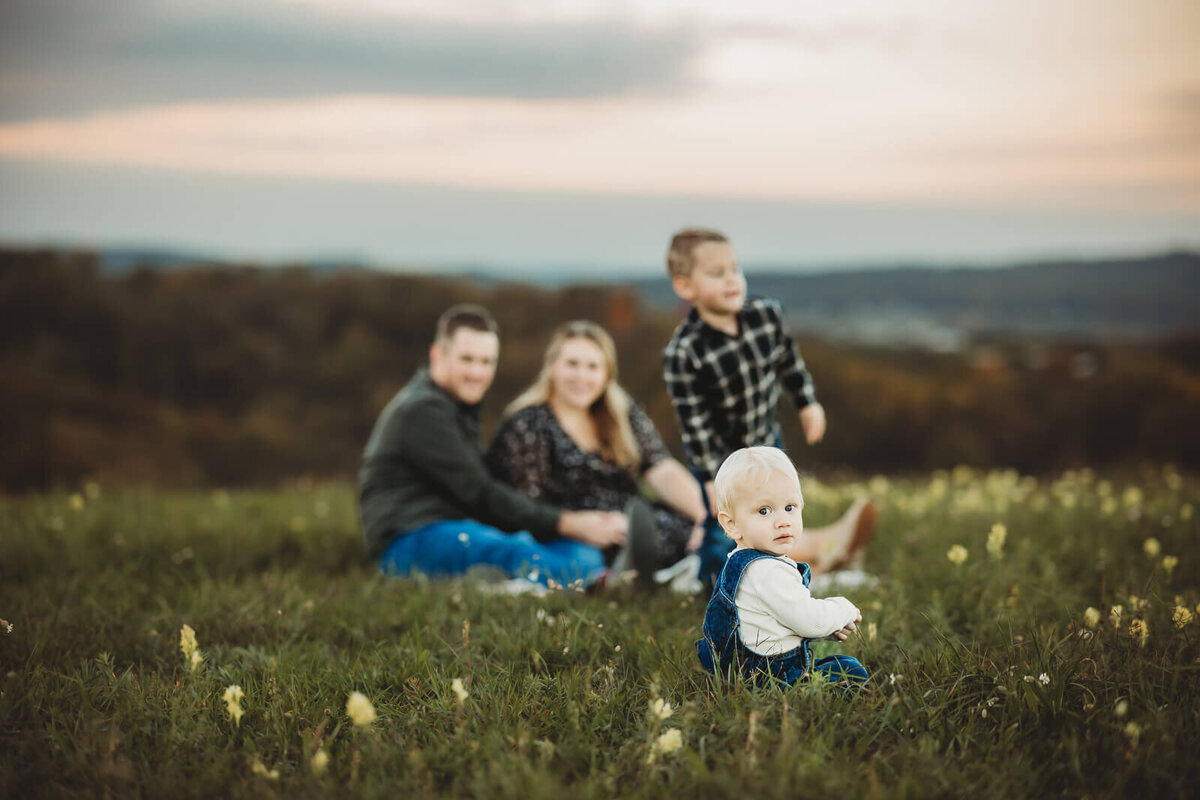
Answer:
[{"left": 713, "top": 446, "right": 802, "bottom": 519}]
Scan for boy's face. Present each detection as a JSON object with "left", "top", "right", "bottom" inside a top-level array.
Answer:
[
  {"left": 718, "top": 469, "right": 804, "bottom": 556},
  {"left": 671, "top": 241, "right": 746, "bottom": 318},
  {"left": 429, "top": 328, "right": 499, "bottom": 405}
]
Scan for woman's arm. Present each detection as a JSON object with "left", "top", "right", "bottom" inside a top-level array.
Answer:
[
  {"left": 643, "top": 459, "right": 706, "bottom": 524},
  {"left": 629, "top": 400, "right": 708, "bottom": 550}
]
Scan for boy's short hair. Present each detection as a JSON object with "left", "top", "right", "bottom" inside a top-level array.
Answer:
[
  {"left": 667, "top": 227, "right": 729, "bottom": 278},
  {"left": 713, "top": 447, "right": 801, "bottom": 516},
  {"left": 435, "top": 304, "right": 499, "bottom": 345}
]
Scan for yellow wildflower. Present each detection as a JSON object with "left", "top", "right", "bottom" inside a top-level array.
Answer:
[
  {"left": 69, "top": 493, "right": 84, "bottom": 511},
  {"left": 179, "top": 624, "right": 197, "bottom": 657},
  {"left": 646, "top": 727, "right": 683, "bottom": 764},
  {"left": 1173, "top": 606, "right": 1194, "bottom": 628},
  {"left": 1162, "top": 555, "right": 1178, "bottom": 576},
  {"left": 251, "top": 758, "right": 279, "bottom": 780},
  {"left": 1109, "top": 605, "right": 1123, "bottom": 629},
  {"left": 1181, "top": 503, "right": 1193, "bottom": 521},
  {"left": 1129, "top": 619, "right": 1149, "bottom": 647},
  {"left": 346, "top": 691, "right": 377, "bottom": 726},
  {"left": 1100, "top": 496, "right": 1118, "bottom": 516},
  {"left": 946, "top": 545, "right": 968, "bottom": 566},
  {"left": 289, "top": 516, "right": 307, "bottom": 533},
  {"left": 1123, "top": 721, "right": 1142, "bottom": 743},
  {"left": 1123, "top": 486, "right": 1143, "bottom": 508},
  {"left": 1142, "top": 538, "right": 1161, "bottom": 558},
  {"left": 648, "top": 698, "right": 674, "bottom": 721},
  {"left": 451, "top": 678, "right": 469, "bottom": 705},
  {"left": 986, "top": 523, "right": 1007, "bottom": 559},
  {"left": 1083, "top": 607, "right": 1101, "bottom": 628},
  {"left": 1114, "top": 699, "right": 1128, "bottom": 717},
  {"left": 310, "top": 748, "right": 330, "bottom": 777},
  {"left": 179, "top": 624, "right": 203, "bottom": 672},
  {"left": 1164, "top": 467, "right": 1182, "bottom": 491},
  {"left": 223, "top": 684, "right": 245, "bottom": 726}
]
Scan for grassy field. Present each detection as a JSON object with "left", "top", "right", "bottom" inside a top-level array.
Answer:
[{"left": 2, "top": 467, "right": 1197, "bottom": 799}]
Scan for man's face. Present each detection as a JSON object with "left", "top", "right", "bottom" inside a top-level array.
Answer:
[{"left": 429, "top": 328, "right": 499, "bottom": 405}]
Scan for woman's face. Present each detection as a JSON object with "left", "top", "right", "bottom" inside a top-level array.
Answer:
[{"left": 549, "top": 336, "right": 609, "bottom": 412}]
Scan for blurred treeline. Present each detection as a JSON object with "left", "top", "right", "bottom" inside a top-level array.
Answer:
[{"left": 2, "top": 248, "right": 1199, "bottom": 491}]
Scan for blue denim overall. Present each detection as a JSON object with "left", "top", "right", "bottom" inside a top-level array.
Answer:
[{"left": 696, "top": 549, "right": 868, "bottom": 687}]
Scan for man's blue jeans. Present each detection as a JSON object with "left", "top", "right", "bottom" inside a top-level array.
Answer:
[{"left": 379, "top": 519, "right": 606, "bottom": 588}]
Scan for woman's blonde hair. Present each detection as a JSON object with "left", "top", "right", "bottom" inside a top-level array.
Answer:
[{"left": 506, "top": 320, "right": 641, "bottom": 471}]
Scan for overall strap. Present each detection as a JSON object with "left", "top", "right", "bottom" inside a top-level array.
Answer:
[
  {"left": 718, "top": 549, "right": 802, "bottom": 598},
  {"left": 796, "top": 559, "right": 812, "bottom": 588}
]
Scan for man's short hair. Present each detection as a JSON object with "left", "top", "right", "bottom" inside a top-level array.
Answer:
[
  {"left": 667, "top": 227, "right": 729, "bottom": 278},
  {"left": 435, "top": 304, "right": 499, "bottom": 345},
  {"left": 714, "top": 446, "right": 801, "bottom": 516}
]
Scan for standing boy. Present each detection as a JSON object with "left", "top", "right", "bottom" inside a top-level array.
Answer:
[{"left": 662, "top": 228, "right": 875, "bottom": 585}]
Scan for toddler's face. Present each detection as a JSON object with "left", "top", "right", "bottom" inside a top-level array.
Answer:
[{"left": 719, "top": 469, "right": 804, "bottom": 556}]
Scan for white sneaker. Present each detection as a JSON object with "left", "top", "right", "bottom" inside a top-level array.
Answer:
[
  {"left": 654, "top": 554, "right": 704, "bottom": 594},
  {"left": 810, "top": 568, "right": 879, "bottom": 594}
]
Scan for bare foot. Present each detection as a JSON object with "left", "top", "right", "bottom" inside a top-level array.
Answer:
[{"left": 823, "top": 498, "right": 878, "bottom": 572}]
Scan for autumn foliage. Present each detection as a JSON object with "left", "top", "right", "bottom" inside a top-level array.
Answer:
[{"left": 2, "top": 248, "right": 1198, "bottom": 491}]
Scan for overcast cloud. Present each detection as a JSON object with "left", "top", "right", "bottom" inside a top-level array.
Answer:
[
  {"left": 0, "top": 0, "right": 703, "bottom": 121},
  {"left": 0, "top": 0, "right": 1196, "bottom": 265}
]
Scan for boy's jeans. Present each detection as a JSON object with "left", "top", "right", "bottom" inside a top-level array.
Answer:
[
  {"left": 379, "top": 519, "right": 606, "bottom": 588},
  {"left": 694, "top": 480, "right": 734, "bottom": 589}
]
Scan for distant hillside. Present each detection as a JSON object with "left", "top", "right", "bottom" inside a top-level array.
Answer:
[
  {"left": 633, "top": 251, "right": 1200, "bottom": 347},
  {"left": 22, "top": 243, "right": 1200, "bottom": 346},
  {"left": 96, "top": 247, "right": 371, "bottom": 275},
  {"left": 3, "top": 247, "right": 1200, "bottom": 489}
]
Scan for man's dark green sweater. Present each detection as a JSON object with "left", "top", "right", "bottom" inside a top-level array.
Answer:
[{"left": 358, "top": 368, "right": 562, "bottom": 558}]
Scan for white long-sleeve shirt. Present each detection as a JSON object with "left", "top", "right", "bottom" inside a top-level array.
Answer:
[{"left": 734, "top": 552, "right": 861, "bottom": 656}]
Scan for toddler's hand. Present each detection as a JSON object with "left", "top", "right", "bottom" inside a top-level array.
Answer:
[
  {"left": 829, "top": 615, "right": 862, "bottom": 641},
  {"left": 686, "top": 522, "right": 705, "bottom": 552}
]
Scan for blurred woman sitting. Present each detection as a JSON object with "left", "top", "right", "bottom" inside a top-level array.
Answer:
[{"left": 486, "top": 320, "right": 706, "bottom": 585}]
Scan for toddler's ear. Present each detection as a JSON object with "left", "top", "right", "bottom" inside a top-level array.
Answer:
[{"left": 717, "top": 511, "right": 739, "bottom": 541}]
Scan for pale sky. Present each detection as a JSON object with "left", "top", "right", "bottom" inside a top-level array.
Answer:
[{"left": 1, "top": 0, "right": 1197, "bottom": 272}]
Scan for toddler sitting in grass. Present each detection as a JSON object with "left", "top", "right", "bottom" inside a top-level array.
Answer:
[{"left": 696, "top": 447, "right": 868, "bottom": 686}]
